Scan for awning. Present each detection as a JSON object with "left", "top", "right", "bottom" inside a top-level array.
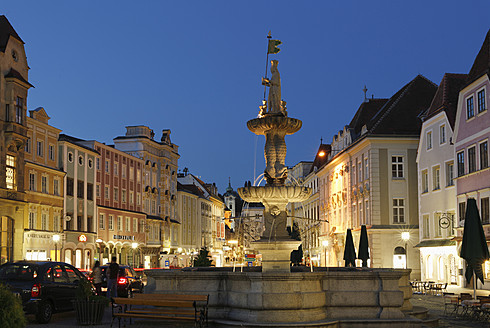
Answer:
[{"left": 414, "top": 239, "right": 457, "bottom": 248}]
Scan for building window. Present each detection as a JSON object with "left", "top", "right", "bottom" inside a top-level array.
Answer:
[
  {"left": 104, "top": 186, "right": 109, "bottom": 199},
  {"left": 467, "top": 96, "right": 475, "bottom": 119},
  {"left": 25, "top": 138, "right": 31, "bottom": 153},
  {"left": 96, "top": 158, "right": 100, "bottom": 170},
  {"left": 130, "top": 191, "right": 134, "bottom": 205},
  {"left": 434, "top": 213, "right": 442, "bottom": 237},
  {"left": 88, "top": 158, "right": 93, "bottom": 169},
  {"left": 49, "top": 145, "right": 55, "bottom": 161},
  {"left": 446, "top": 162, "right": 454, "bottom": 186},
  {"left": 5, "top": 104, "right": 10, "bottom": 122},
  {"left": 130, "top": 167, "right": 134, "bottom": 180},
  {"left": 53, "top": 179, "right": 59, "bottom": 196},
  {"left": 28, "top": 212, "right": 36, "bottom": 230},
  {"left": 114, "top": 162, "right": 118, "bottom": 176},
  {"left": 478, "top": 89, "right": 486, "bottom": 113},
  {"left": 468, "top": 146, "right": 476, "bottom": 173},
  {"left": 29, "top": 173, "right": 36, "bottom": 191},
  {"left": 15, "top": 97, "right": 23, "bottom": 124},
  {"left": 99, "top": 214, "right": 105, "bottom": 230},
  {"left": 392, "top": 156, "right": 404, "bottom": 178},
  {"left": 365, "top": 199, "right": 369, "bottom": 225},
  {"left": 421, "top": 170, "right": 428, "bottom": 193},
  {"left": 87, "top": 183, "right": 93, "bottom": 201},
  {"left": 393, "top": 198, "right": 405, "bottom": 223},
  {"left": 457, "top": 151, "right": 465, "bottom": 176},
  {"left": 78, "top": 155, "right": 83, "bottom": 166},
  {"left": 41, "top": 176, "right": 48, "bottom": 193},
  {"left": 423, "top": 214, "right": 430, "bottom": 238},
  {"left": 137, "top": 193, "right": 141, "bottom": 206},
  {"left": 427, "top": 131, "right": 432, "bottom": 150},
  {"left": 108, "top": 215, "right": 114, "bottom": 230},
  {"left": 137, "top": 170, "right": 141, "bottom": 183},
  {"left": 114, "top": 188, "right": 119, "bottom": 201},
  {"left": 6, "top": 155, "right": 16, "bottom": 190},
  {"left": 105, "top": 160, "right": 110, "bottom": 173},
  {"left": 480, "top": 141, "right": 488, "bottom": 170},
  {"left": 37, "top": 141, "right": 43, "bottom": 157},
  {"left": 68, "top": 152, "right": 73, "bottom": 163},
  {"left": 122, "top": 164, "right": 126, "bottom": 178},
  {"left": 126, "top": 217, "right": 130, "bottom": 232},
  {"left": 364, "top": 157, "right": 369, "bottom": 179},
  {"left": 358, "top": 160, "right": 363, "bottom": 182},
  {"left": 459, "top": 202, "right": 466, "bottom": 224},
  {"left": 41, "top": 213, "right": 48, "bottom": 231},
  {"left": 117, "top": 216, "right": 123, "bottom": 231},
  {"left": 122, "top": 190, "right": 127, "bottom": 203},
  {"left": 432, "top": 166, "right": 440, "bottom": 190},
  {"left": 482, "top": 198, "right": 489, "bottom": 224},
  {"left": 133, "top": 218, "right": 138, "bottom": 233},
  {"left": 53, "top": 215, "right": 60, "bottom": 232},
  {"left": 96, "top": 184, "right": 100, "bottom": 198},
  {"left": 77, "top": 180, "right": 84, "bottom": 198},
  {"left": 66, "top": 177, "right": 74, "bottom": 196},
  {"left": 440, "top": 125, "right": 446, "bottom": 144}
]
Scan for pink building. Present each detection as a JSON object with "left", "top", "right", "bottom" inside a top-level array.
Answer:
[
  {"left": 453, "top": 29, "right": 490, "bottom": 288},
  {"left": 80, "top": 140, "right": 146, "bottom": 266}
]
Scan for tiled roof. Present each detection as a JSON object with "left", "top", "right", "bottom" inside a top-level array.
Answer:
[
  {"left": 177, "top": 182, "right": 205, "bottom": 198},
  {"left": 0, "top": 15, "right": 23, "bottom": 52},
  {"left": 58, "top": 134, "right": 100, "bottom": 154},
  {"left": 368, "top": 75, "right": 438, "bottom": 136},
  {"left": 423, "top": 73, "right": 467, "bottom": 129},
  {"left": 467, "top": 29, "right": 490, "bottom": 85},
  {"left": 348, "top": 98, "right": 388, "bottom": 139}
]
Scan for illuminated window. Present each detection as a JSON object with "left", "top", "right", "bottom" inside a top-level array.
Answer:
[
  {"left": 6, "top": 155, "right": 15, "bottom": 190},
  {"left": 126, "top": 217, "right": 131, "bottom": 232},
  {"left": 28, "top": 211, "right": 36, "bottom": 229},
  {"left": 41, "top": 213, "right": 48, "bottom": 230},
  {"left": 108, "top": 215, "right": 114, "bottom": 230},
  {"left": 423, "top": 215, "right": 430, "bottom": 238},
  {"left": 133, "top": 218, "right": 138, "bottom": 232},
  {"left": 99, "top": 214, "right": 105, "bottom": 230},
  {"left": 434, "top": 213, "right": 442, "bottom": 237},
  {"left": 117, "top": 216, "right": 122, "bottom": 231},
  {"left": 393, "top": 198, "right": 405, "bottom": 223}
]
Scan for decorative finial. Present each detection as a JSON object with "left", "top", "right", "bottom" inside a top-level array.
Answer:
[
  {"left": 363, "top": 85, "right": 368, "bottom": 102},
  {"left": 320, "top": 137, "right": 323, "bottom": 144}
]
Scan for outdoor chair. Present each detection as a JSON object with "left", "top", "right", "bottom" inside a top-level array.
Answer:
[
  {"left": 443, "top": 293, "right": 458, "bottom": 315},
  {"left": 460, "top": 298, "right": 480, "bottom": 319}
]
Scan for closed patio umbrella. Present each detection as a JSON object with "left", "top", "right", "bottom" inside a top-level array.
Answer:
[
  {"left": 343, "top": 229, "right": 356, "bottom": 267},
  {"left": 358, "top": 225, "right": 369, "bottom": 267},
  {"left": 460, "top": 198, "right": 490, "bottom": 299}
]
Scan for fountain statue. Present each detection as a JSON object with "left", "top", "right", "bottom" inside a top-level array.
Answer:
[{"left": 238, "top": 59, "right": 311, "bottom": 272}]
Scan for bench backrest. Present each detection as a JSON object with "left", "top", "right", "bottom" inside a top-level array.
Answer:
[
  {"left": 112, "top": 297, "right": 196, "bottom": 307},
  {"left": 133, "top": 293, "right": 208, "bottom": 302}
]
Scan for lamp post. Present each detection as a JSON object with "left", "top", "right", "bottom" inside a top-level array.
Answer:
[
  {"left": 132, "top": 242, "right": 138, "bottom": 268},
  {"left": 401, "top": 232, "right": 410, "bottom": 270},
  {"left": 53, "top": 234, "right": 60, "bottom": 261},
  {"left": 322, "top": 240, "right": 329, "bottom": 267}
]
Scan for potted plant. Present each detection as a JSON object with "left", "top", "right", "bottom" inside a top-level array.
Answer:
[
  {"left": 0, "top": 283, "right": 26, "bottom": 328},
  {"left": 73, "top": 278, "right": 109, "bottom": 325}
]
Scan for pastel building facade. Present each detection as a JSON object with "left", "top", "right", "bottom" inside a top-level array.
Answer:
[
  {"left": 453, "top": 30, "right": 490, "bottom": 289},
  {"left": 24, "top": 107, "right": 64, "bottom": 261}
]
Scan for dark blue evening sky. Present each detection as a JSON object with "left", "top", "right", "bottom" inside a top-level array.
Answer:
[{"left": 2, "top": 1, "right": 489, "bottom": 193}]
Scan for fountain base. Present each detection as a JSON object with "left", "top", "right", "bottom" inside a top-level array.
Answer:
[{"left": 253, "top": 239, "right": 301, "bottom": 272}]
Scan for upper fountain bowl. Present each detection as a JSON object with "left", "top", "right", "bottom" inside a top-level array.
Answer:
[
  {"left": 247, "top": 115, "right": 302, "bottom": 135},
  {"left": 237, "top": 185, "right": 311, "bottom": 204}
]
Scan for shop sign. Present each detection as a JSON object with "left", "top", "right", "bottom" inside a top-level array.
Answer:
[
  {"left": 26, "top": 232, "right": 53, "bottom": 239},
  {"left": 113, "top": 235, "right": 135, "bottom": 240},
  {"left": 245, "top": 254, "right": 256, "bottom": 258},
  {"left": 79, "top": 234, "right": 87, "bottom": 242}
]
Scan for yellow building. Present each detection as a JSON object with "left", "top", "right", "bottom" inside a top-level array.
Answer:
[
  {"left": 24, "top": 108, "right": 64, "bottom": 260},
  {"left": 0, "top": 16, "right": 32, "bottom": 263}
]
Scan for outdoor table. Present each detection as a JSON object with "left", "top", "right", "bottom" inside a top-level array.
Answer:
[
  {"left": 480, "top": 303, "right": 490, "bottom": 321},
  {"left": 461, "top": 299, "right": 480, "bottom": 319}
]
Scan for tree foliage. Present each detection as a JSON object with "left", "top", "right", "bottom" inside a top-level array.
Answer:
[
  {"left": 193, "top": 247, "right": 213, "bottom": 267},
  {"left": 0, "top": 283, "right": 26, "bottom": 328}
]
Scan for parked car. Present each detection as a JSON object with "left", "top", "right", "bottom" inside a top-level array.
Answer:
[
  {"left": 100, "top": 265, "right": 144, "bottom": 297},
  {"left": 0, "top": 261, "right": 88, "bottom": 323}
]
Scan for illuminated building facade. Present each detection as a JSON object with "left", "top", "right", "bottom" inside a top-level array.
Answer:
[
  {"left": 317, "top": 76, "right": 437, "bottom": 278},
  {"left": 0, "top": 16, "right": 31, "bottom": 263},
  {"left": 453, "top": 30, "right": 490, "bottom": 289},
  {"left": 416, "top": 73, "right": 467, "bottom": 286},
  {"left": 24, "top": 107, "right": 64, "bottom": 261}
]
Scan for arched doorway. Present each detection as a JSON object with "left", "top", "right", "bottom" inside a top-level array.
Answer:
[{"left": 0, "top": 216, "right": 14, "bottom": 264}]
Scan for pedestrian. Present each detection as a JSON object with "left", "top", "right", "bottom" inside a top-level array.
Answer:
[
  {"left": 106, "top": 256, "right": 119, "bottom": 299},
  {"left": 90, "top": 261, "right": 103, "bottom": 296}
]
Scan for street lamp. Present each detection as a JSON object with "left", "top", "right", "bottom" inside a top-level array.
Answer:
[
  {"left": 53, "top": 234, "right": 60, "bottom": 261},
  {"left": 322, "top": 240, "right": 329, "bottom": 267},
  {"left": 132, "top": 242, "right": 138, "bottom": 268},
  {"left": 401, "top": 232, "right": 410, "bottom": 270}
]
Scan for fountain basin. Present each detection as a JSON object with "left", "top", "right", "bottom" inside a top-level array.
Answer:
[
  {"left": 238, "top": 185, "right": 311, "bottom": 204},
  {"left": 247, "top": 115, "right": 302, "bottom": 135}
]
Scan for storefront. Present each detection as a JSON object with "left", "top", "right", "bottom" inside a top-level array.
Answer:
[
  {"left": 63, "top": 231, "right": 96, "bottom": 270},
  {"left": 23, "top": 231, "right": 62, "bottom": 261}
]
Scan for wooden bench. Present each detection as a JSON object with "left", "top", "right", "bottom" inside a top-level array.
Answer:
[{"left": 111, "top": 293, "right": 209, "bottom": 328}]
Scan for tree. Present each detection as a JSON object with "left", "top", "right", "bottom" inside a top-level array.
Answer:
[{"left": 193, "top": 247, "right": 213, "bottom": 267}]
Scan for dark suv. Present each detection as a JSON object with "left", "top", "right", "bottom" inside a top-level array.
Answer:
[
  {"left": 0, "top": 261, "right": 87, "bottom": 323},
  {"left": 100, "top": 265, "right": 144, "bottom": 297}
]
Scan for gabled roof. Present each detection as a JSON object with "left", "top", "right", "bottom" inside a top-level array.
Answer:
[
  {"left": 177, "top": 182, "right": 205, "bottom": 198},
  {"left": 423, "top": 73, "right": 467, "bottom": 129},
  {"left": 309, "top": 144, "right": 331, "bottom": 174},
  {"left": 467, "top": 29, "right": 490, "bottom": 85},
  {"left": 368, "top": 75, "right": 438, "bottom": 136},
  {"left": 0, "top": 15, "right": 23, "bottom": 52},
  {"left": 5, "top": 68, "right": 34, "bottom": 88},
  {"left": 348, "top": 98, "right": 388, "bottom": 139}
]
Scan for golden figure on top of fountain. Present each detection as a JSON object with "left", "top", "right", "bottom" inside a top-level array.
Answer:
[{"left": 249, "top": 59, "right": 302, "bottom": 186}]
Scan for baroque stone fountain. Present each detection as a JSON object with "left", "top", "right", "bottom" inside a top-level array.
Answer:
[{"left": 238, "top": 59, "right": 311, "bottom": 272}]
